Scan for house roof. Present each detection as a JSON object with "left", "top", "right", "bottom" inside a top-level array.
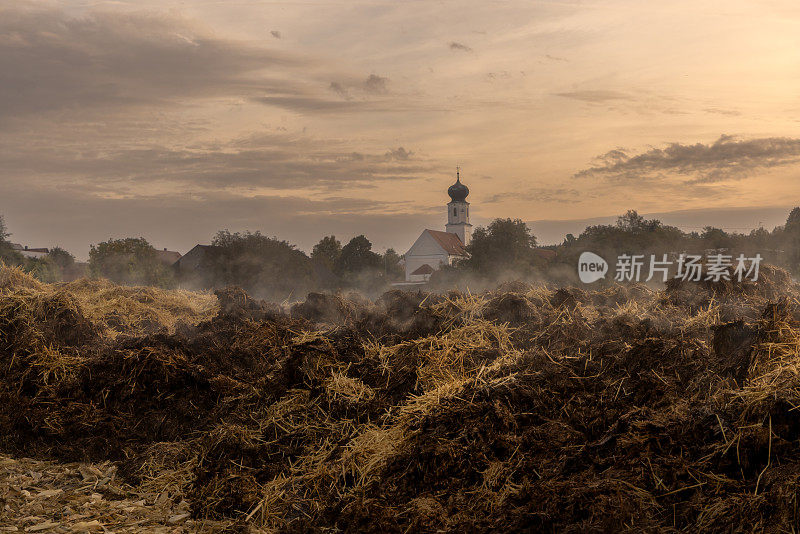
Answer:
[
  {"left": 411, "top": 263, "right": 435, "bottom": 275},
  {"left": 11, "top": 244, "right": 49, "bottom": 253},
  {"left": 155, "top": 249, "right": 182, "bottom": 265},
  {"left": 174, "top": 244, "right": 221, "bottom": 268},
  {"left": 425, "top": 230, "right": 468, "bottom": 256}
]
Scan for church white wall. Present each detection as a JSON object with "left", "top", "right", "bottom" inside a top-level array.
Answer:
[{"left": 404, "top": 231, "right": 451, "bottom": 281}]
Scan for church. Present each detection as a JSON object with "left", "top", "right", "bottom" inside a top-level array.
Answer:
[{"left": 404, "top": 170, "right": 472, "bottom": 282}]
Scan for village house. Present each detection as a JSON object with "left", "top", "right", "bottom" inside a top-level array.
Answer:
[{"left": 10, "top": 243, "right": 49, "bottom": 260}]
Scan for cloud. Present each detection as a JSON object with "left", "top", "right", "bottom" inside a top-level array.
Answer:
[
  {"left": 329, "top": 81, "right": 349, "bottom": 98},
  {"left": 0, "top": 5, "right": 306, "bottom": 123},
  {"left": 485, "top": 187, "right": 581, "bottom": 204},
  {"left": 704, "top": 107, "right": 741, "bottom": 116},
  {"left": 253, "top": 95, "right": 390, "bottom": 113},
  {"left": 574, "top": 135, "right": 800, "bottom": 183},
  {"left": 449, "top": 42, "right": 473, "bottom": 52},
  {"left": 0, "top": 121, "right": 433, "bottom": 193},
  {"left": 326, "top": 74, "right": 389, "bottom": 101},
  {"left": 553, "top": 90, "right": 631, "bottom": 103},
  {"left": 386, "top": 147, "right": 412, "bottom": 160},
  {"left": 364, "top": 74, "right": 389, "bottom": 94}
]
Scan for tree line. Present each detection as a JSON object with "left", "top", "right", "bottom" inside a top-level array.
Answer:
[{"left": 3, "top": 207, "right": 800, "bottom": 299}]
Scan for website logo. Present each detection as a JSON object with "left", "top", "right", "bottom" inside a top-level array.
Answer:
[{"left": 578, "top": 251, "right": 608, "bottom": 283}]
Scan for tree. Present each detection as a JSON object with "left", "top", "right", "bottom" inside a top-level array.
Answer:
[
  {"left": 701, "top": 226, "right": 732, "bottom": 250},
  {"left": 47, "top": 247, "right": 75, "bottom": 270},
  {"left": 311, "top": 236, "right": 342, "bottom": 270},
  {"left": 89, "top": 237, "right": 173, "bottom": 287},
  {"left": 44, "top": 246, "right": 82, "bottom": 281},
  {"left": 336, "top": 235, "right": 382, "bottom": 275},
  {"left": 564, "top": 210, "right": 683, "bottom": 262},
  {"left": 463, "top": 218, "right": 538, "bottom": 274},
  {"left": 206, "top": 230, "right": 316, "bottom": 300},
  {"left": 0, "top": 215, "right": 23, "bottom": 266},
  {"left": 25, "top": 257, "right": 60, "bottom": 282},
  {"left": 784, "top": 207, "right": 800, "bottom": 272},
  {"left": 382, "top": 248, "right": 404, "bottom": 280},
  {"left": 787, "top": 207, "right": 800, "bottom": 230},
  {"left": 616, "top": 209, "right": 647, "bottom": 231}
]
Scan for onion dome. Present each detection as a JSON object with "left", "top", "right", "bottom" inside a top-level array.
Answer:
[{"left": 447, "top": 168, "right": 469, "bottom": 202}]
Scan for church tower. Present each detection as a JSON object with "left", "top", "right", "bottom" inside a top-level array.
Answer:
[{"left": 445, "top": 168, "right": 472, "bottom": 246}]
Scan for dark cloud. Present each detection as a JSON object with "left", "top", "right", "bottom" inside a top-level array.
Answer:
[
  {"left": 574, "top": 135, "right": 800, "bottom": 183},
  {"left": 253, "top": 95, "right": 386, "bottom": 113},
  {"left": 328, "top": 81, "right": 349, "bottom": 98},
  {"left": 326, "top": 74, "right": 389, "bottom": 101},
  {"left": 364, "top": 74, "right": 389, "bottom": 94},
  {"left": 386, "top": 147, "right": 412, "bottom": 160},
  {"left": 449, "top": 42, "right": 473, "bottom": 52},
  {"left": 553, "top": 90, "right": 631, "bottom": 103},
  {"left": 0, "top": 5, "right": 305, "bottom": 122}
]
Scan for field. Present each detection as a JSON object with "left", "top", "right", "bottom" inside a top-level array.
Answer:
[{"left": 1, "top": 264, "right": 800, "bottom": 532}]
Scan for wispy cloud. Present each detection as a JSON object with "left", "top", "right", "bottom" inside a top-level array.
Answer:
[
  {"left": 449, "top": 41, "right": 473, "bottom": 52},
  {"left": 0, "top": 132, "right": 433, "bottom": 193},
  {"left": 485, "top": 187, "right": 580, "bottom": 204},
  {"left": 574, "top": 135, "right": 800, "bottom": 183},
  {"left": 554, "top": 90, "right": 631, "bottom": 103}
]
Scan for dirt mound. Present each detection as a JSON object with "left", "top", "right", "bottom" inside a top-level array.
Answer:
[
  {"left": 290, "top": 291, "right": 360, "bottom": 324},
  {"left": 549, "top": 286, "right": 590, "bottom": 308},
  {"left": 2, "top": 267, "right": 800, "bottom": 531},
  {"left": 214, "top": 285, "right": 281, "bottom": 320},
  {"left": 666, "top": 263, "right": 796, "bottom": 304},
  {"left": 481, "top": 292, "right": 537, "bottom": 325}
]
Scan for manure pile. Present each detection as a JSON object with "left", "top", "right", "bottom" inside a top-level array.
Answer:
[{"left": 2, "top": 265, "right": 800, "bottom": 532}]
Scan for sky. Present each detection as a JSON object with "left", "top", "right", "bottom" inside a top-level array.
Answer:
[{"left": 2, "top": 0, "right": 800, "bottom": 259}]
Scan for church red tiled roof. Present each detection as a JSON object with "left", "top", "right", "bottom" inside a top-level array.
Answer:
[
  {"left": 411, "top": 263, "right": 436, "bottom": 275},
  {"left": 425, "top": 230, "right": 468, "bottom": 256}
]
